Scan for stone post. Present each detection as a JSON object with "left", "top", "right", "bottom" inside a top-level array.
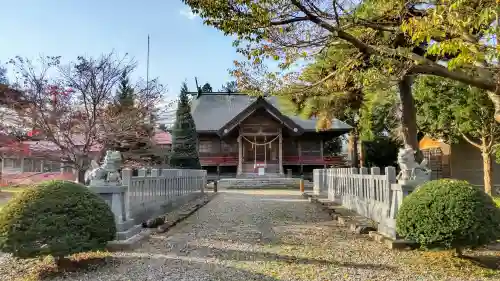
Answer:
[
  {"left": 87, "top": 151, "right": 141, "bottom": 243},
  {"left": 238, "top": 135, "right": 242, "bottom": 175},
  {"left": 279, "top": 132, "right": 283, "bottom": 175},
  {"left": 320, "top": 139, "right": 325, "bottom": 168}
]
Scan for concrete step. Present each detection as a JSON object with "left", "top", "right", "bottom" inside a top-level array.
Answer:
[
  {"left": 218, "top": 177, "right": 307, "bottom": 189},
  {"left": 237, "top": 173, "right": 284, "bottom": 178}
]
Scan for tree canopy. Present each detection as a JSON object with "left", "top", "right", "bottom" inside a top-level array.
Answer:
[
  {"left": 414, "top": 76, "right": 500, "bottom": 194},
  {"left": 183, "top": 0, "right": 500, "bottom": 120}
]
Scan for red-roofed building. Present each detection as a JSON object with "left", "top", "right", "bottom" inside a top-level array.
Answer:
[
  {"left": 153, "top": 129, "right": 172, "bottom": 147},
  {"left": 0, "top": 130, "right": 172, "bottom": 186}
]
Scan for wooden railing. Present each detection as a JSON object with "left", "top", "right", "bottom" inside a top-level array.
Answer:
[
  {"left": 200, "top": 155, "right": 347, "bottom": 165},
  {"left": 200, "top": 156, "right": 238, "bottom": 165},
  {"left": 283, "top": 155, "right": 346, "bottom": 165}
]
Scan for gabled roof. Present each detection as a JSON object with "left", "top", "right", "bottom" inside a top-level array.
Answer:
[
  {"left": 217, "top": 97, "right": 303, "bottom": 136},
  {"left": 190, "top": 93, "right": 352, "bottom": 134}
]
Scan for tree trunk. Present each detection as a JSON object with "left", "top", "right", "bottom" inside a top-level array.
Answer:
[
  {"left": 482, "top": 150, "right": 493, "bottom": 196},
  {"left": 399, "top": 74, "right": 423, "bottom": 163},
  {"left": 76, "top": 169, "right": 87, "bottom": 184},
  {"left": 75, "top": 157, "right": 89, "bottom": 185},
  {"left": 348, "top": 132, "right": 359, "bottom": 168},
  {"left": 359, "top": 141, "right": 365, "bottom": 168}
]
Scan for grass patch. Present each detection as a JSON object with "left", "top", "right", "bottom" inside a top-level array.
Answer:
[
  {"left": 0, "top": 251, "right": 111, "bottom": 281},
  {"left": 0, "top": 186, "right": 30, "bottom": 211},
  {"left": 1, "top": 186, "right": 30, "bottom": 193},
  {"left": 406, "top": 250, "right": 500, "bottom": 278}
]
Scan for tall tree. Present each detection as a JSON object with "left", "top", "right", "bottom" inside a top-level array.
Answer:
[
  {"left": 200, "top": 82, "right": 213, "bottom": 93},
  {"left": 169, "top": 82, "right": 201, "bottom": 169},
  {"left": 414, "top": 76, "right": 500, "bottom": 195}
]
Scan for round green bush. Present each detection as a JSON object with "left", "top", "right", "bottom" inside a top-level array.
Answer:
[
  {"left": 0, "top": 180, "right": 116, "bottom": 259},
  {"left": 396, "top": 179, "right": 500, "bottom": 250}
]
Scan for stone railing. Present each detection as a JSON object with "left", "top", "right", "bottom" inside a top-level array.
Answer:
[
  {"left": 313, "top": 167, "right": 414, "bottom": 239},
  {"left": 89, "top": 168, "right": 207, "bottom": 243},
  {"left": 122, "top": 168, "right": 206, "bottom": 223}
]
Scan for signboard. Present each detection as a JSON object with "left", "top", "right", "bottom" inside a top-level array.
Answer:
[{"left": 258, "top": 167, "right": 265, "bottom": 176}]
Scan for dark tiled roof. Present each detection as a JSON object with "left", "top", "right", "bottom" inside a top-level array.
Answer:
[{"left": 191, "top": 93, "right": 352, "bottom": 132}]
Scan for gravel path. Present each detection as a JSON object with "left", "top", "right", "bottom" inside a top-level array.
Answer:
[{"left": 4, "top": 190, "right": 499, "bottom": 280}]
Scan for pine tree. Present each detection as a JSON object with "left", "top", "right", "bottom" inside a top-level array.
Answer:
[
  {"left": 200, "top": 82, "right": 212, "bottom": 93},
  {"left": 169, "top": 82, "right": 201, "bottom": 169},
  {"left": 115, "top": 70, "right": 134, "bottom": 110},
  {"left": 0, "top": 63, "right": 8, "bottom": 85}
]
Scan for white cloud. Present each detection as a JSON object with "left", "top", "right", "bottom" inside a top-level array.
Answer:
[{"left": 179, "top": 8, "right": 197, "bottom": 20}]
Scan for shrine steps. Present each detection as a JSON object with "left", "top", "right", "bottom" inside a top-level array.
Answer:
[
  {"left": 217, "top": 176, "right": 313, "bottom": 189},
  {"left": 237, "top": 173, "right": 284, "bottom": 178}
]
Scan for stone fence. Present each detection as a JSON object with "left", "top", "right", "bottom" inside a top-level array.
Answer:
[
  {"left": 313, "top": 167, "right": 414, "bottom": 239},
  {"left": 89, "top": 168, "right": 207, "bottom": 243}
]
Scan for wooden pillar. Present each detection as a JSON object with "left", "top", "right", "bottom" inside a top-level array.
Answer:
[
  {"left": 20, "top": 157, "right": 25, "bottom": 173},
  {"left": 279, "top": 132, "right": 283, "bottom": 175},
  {"left": 320, "top": 139, "right": 326, "bottom": 168},
  {"left": 298, "top": 140, "right": 303, "bottom": 175},
  {"left": 237, "top": 135, "right": 242, "bottom": 175},
  {"left": 1, "top": 154, "right": 4, "bottom": 175}
]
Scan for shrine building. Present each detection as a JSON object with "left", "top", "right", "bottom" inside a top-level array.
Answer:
[{"left": 190, "top": 93, "right": 352, "bottom": 179}]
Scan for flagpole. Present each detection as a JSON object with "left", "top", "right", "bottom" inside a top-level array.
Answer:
[
  {"left": 146, "top": 35, "right": 151, "bottom": 124},
  {"left": 146, "top": 34, "right": 150, "bottom": 96}
]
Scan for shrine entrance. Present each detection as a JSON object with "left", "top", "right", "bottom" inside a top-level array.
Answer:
[{"left": 242, "top": 135, "right": 279, "bottom": 164}]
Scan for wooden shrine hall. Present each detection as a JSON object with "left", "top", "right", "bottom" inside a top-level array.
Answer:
[{"left": 189, "top": 93, "right": 352, "bottom": 179}]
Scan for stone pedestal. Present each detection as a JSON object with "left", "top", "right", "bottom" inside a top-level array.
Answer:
[{"left": 88, "top": 185, "right": 142, "bottom": 241}]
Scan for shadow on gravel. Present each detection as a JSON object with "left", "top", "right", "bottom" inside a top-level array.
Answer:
[
  {"left": 102, "top": 255, "right": 282, "bottom": 281},
  {"left": 462, "top": 255, "right": 500, "bottom": 270},
  {"left": 172, "top": 245, "right": 396, "bottom": 271}
]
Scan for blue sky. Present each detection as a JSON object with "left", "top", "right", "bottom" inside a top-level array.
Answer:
[{"left": 0, "top": 0, "right": 241, "bottom": 99}]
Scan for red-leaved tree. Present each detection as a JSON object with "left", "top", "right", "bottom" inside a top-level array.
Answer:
[{"left": 9, "top": 53, "right": 164, "bottom": 183}]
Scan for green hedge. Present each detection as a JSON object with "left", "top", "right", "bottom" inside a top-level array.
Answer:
[
  {"left": 396, "top": 179, "right": 500, "bottom": 250},
  {"left": 0, "top": 180, "right": 116, "bottom": 259}
]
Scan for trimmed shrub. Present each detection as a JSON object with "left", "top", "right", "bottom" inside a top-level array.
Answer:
[
  {"left": 396, "top": 179, "right": 500, "bottom": 251},
  {"left": 0, "top": 180, "right": 116, "bottom": 259}
]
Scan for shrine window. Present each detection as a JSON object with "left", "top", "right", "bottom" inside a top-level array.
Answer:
[
  {"left": 301, "top": 140, "right": 321, "bottom": 156},
  {"left": 43, "top": 161, "right": 61, "bottom": 172},
  {"left": 3, "top": 158, "right": 22, "bottom": 169},
  {"left": 221, "top": 141, "right": 237, "bottom": 153},
  {"left": 198, "top": 141, "right": 213, "bottom": 153}
]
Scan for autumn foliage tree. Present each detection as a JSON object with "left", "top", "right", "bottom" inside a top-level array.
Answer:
[
  {"left": 414, "top": 76, "right": 500, "bottom": 195},
  {"left": 9, "top": 53, "right": 164, "bottom": 183},
  {"left": 275, "top": 42, "right": 399, "bottom": 166},
  {"left": 183, "top": 0, "right": 500, "bottom": 159}
]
